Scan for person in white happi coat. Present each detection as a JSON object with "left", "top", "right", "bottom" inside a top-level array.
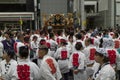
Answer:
[
  {"left": 55, "top": 30, "right": 63, "bottom": 46},
  {"left": 72, "top": 33, "right": 85, "bottom": 52},
  {"left": 116, "top": 47, "right": 120, "bottom": 80},
  {"left": 102, "top": 38, "right": 120, "bottom": 69},
  {"left": 69, "top": 42, "right": 87, "bottom": 80},
  {"left": 92, "top": 48, "right": 116, "bottom": 80},
  {"left": 32, "top": 43, "right": 48, "bottom": 68},
  {"left": 47, "top": 33, "right": 58, "bottom": 57},
  {"left": 14, "top": 33, "right": 25, "bottom": 58},
  {"left": 38, "top": 30, "right": 46, "bottom": 43},
  {"left": 102, "top": 37, "right": 120, "bottom": 80},
  {"left": 112, "top": 32, "right": 120, "bottom": 49},
  {"left": 39, "top": 45, "right": 62, "bottom": 80},
  {"left": 82, "top": 38, "right": 96, "bottom": 79},
  {"left": 67, "top": 35, "right": 74, "bottom": 54},
  {"left": 0, "top": 49, "right": 17, "bottom": 80},
  {"left": 30, "top": 35, "right": 39, "bottom": 59},
  {"left": 12, "top": 46, "right": 41, "bottom": 80},
  {"left": 54, "top": 38, "right": 70, "bottom": 80}
]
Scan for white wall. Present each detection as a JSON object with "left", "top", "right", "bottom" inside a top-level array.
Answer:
[
  {"left": 40, "top": 0, "right": 67, "bottom": 27},
  {"left": 116, "top": 3, "right": 120, "bottom": 15},
  {"left": 98, "top": 0, "right": 108, "bottom": 11},
  {"left": 116, "top": 0, "right": 120, "bottom": 2},
  {"left": 40, "top": 0, "right": 67, "bottom": 14}
]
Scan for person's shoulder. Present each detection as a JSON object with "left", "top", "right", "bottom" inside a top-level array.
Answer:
[
  {"left": 43, "top": 55, "right": 55, "bottom": 61},
  {"left": 11, "top": 59, "right": 17, "bottom": 65},
  {"left": 1, "top": 39, "right": 6, "bottom": 43},
  {"left": 102, "top": 64, "right": 115, "bottom": 72},
  {"left": 0, "top": 60, "right": 6, "bottom": 64}
]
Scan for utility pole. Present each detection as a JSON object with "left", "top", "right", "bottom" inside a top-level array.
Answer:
[
  {"left": 73, "top": 0, "right": 86, "bottom": 30},
  {"left": 34, "top": 0, "right": 38, "bottom": 30},
  {"left": 37, "top": 0, "right": 41, "bottom": 29},
  {"left": 80, "top": 0, "right": 86, "bottom": 30}
]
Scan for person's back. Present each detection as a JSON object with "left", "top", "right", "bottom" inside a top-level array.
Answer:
[
  {"left": 40, "top": 55, "right": 62, "bottom": 80},
  {"left": 12, "top": 46, "right": 40, "bottom": 80},
  {"left": 38, "top": 45, "right": 62, "bottom": 80},
  {"left": 92, "top": 48, "right": 116, "bottom": 80},
  {"left": 0, "top": 49, "right": 17, "bottom": 80},
  {"left": 16, "top": 59, "right": 41, "bottom": 80}
]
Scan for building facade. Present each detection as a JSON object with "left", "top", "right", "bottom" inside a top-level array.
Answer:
[{"left": 0, "top": 0, "right": 34, "bottom": 31}]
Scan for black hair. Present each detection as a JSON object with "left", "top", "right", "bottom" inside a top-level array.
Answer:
[
  {"left": 60, "top": 39, "right": 67, "bottom": 45},
  {"left": 19, "top": 46, "right": 29, "bottom": 58},
  {"left": 4, "top": 49, "right": 15, "bottom": 59},
  {"left": 17, "top": 33, "right": 24, "bottom": 39},
  {"left": 4, "top": 31, "right": 13, "bottom": 38},
  {"left": 49, "top": 33, "right": 54, "bottom": 39},
  {"left": 75, "top": 42, "right": 83, "bottom": 50},
  {"left": 57, "top": 30, "right": 63, "bottom": 36},
  {"left": 24, "top": 36, "right": 30, "bottom": 43},
  {"left": 87, "top": 38, "right": 93, "bottom": 44},
  {"left": 114, "top": 32, "right": 119, "bottom": 38},
  {"left": 75, "top": 33, "right": 82, "bottom": 39},
  {"left": 99, "top": 38, "right": 103, "bottom": 48},
  {"left": 40, "top": 30, "right": 45, "bottom": 35},
  {"left": 95, "top": 52, "right": 109, "bottom": 63},
  {"left": 69, "top": 32, "right": 74, "bottom": 36},
  {"left": 32, "top": 36, "right": 37, "bottom": 40},
  {"left": 39, "top": 45, "right": 48, "bottom": 54},
  {"left": 68, "top": 35, "right": 73, "bottom": 40},
  {"left": 39, "top": 39, "right": 46, "bottom": 45},
  {"left": 80, "top": 30, "right": 86, "bottom": 35},
  {"left": 48, "top": 28, "right": 53, "bottom": 34}
]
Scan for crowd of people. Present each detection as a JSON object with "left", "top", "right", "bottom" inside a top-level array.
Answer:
[{"left": 0, "top": 27, "right": 120, "bottom": 80}]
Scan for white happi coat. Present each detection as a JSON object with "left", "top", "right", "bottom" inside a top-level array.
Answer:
[
  {"left": 54, "top": 46, "right": 70, "bottom": 73},
  {"left": 14, "top": 42, "right": 25, "bottom": 56},
  {"left": 69, "top": 51, "right": 87, "bottom": 80},
  {"left": 0, "top": 42, "right": 3, "bottom": 62},
  {"left": 0, "top": 59, "right": 17, "bottom": 80},
  {"left": 12, "top": 59, "right": 40, "bottom": 80},
  {"left": 113, "top": 38, "right": 120, "bottom": 49},
  {"left": 82, "top": 45, "right": 96, "bottom": 78},
  {"left": 30, "top": 41, "right": 39, "bottom": 50},
  {"left": 67, "top": 41, "right": 73, "bottom": 54},
  {"left": 39, "top": 55, "right": 62, "bottom": 80},
  {"left": 47, "top": 39, "right": 58, "bottom": 57},
  {"left": 72, "top": 40, "right": 85, "bottom": 52},
  {"left": 82, "top": 45, "right": 96, "bottom": 65},
  {"left": 30, "top": 34, "right": 39, "bottom": 42},
  {"left": 106, "top": 48, "right": 120, "bottom": 69},
  {"left": 66, "top": 35, "right": 76, "bottom": 42},
  {"left": 30, "top": 41, "right": 39, "bottom": 58},
  {"left": 55, "top": 36, "right": 63, "bottom": 46},
  {"left": 92, "top": 62, "right": 115, "bottom": 80}
]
